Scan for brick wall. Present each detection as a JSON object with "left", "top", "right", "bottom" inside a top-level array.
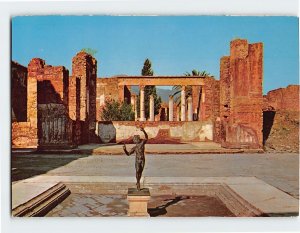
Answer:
[
  {"left": 220, "top": 39, "right": 263, "bottom": 149},
  {"left": 12, "top": 122, "right": 38, "bottom": 148},
  {"left": 71, "top": 51, "right": 97, "bottom": 143},
  {"left": 12, "top": 58, "right": 74, "bottom": 149},
  {"left": 11, "top": 61, "right": 28, "bottom": 122},
  {"left": 263, "top": 85, "right": 299, "bottom": 112}
]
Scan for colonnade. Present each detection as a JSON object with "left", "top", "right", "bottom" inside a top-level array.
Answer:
[{"left": 130, "top": 85, "right": 195, "bottom": 122}]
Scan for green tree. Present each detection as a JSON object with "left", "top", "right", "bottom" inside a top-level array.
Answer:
[
  {"left": 101, "top": 99, "right": 135, "bottom": 121},
  {"left": 136, "top": 59, "right": 162, "bottom": 119},
  {"left": 81, "top": 48, "right": 98, "bottom": 56}
]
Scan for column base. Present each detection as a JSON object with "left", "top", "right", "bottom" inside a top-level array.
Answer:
[{"left": 127, "top": 188, "right": 150, "bottom": 217}]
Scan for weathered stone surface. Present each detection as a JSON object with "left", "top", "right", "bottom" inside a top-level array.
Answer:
[
  {"left": 12, "top": 58, "right": 73, "bottom": 149},
  {"left": 71, "top": 51, "right": 97, "bottom": 143},
  {"left": 12, "top": 41, "right": 266, "bottom": 149},
  {"left": 96, "top": 121, "right": 214, "bottom": 143},
  {"left": 262, "top": 85, "right": 299, "bottom": 152},
  {"left": 11, "top": 61, "right": 27, "bottom": 122},
  {"left": 263, "top": 85, "right": 299, "bottom": 112},
  {"left": 220, "top": 39, "right": 263, "bottom": 149},
  {"left": 12, "top": 122, "right": 38, "bottom": 148}
]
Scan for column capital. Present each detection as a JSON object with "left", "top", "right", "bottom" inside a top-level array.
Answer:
[
  {"left": 140, "top": 85, "right": 145, "bottom": 90},
  {"left": 181, "top": 85, "right": 186, "bottom": 91},
  {"left": 169, "top": 95, "right": 174, "bottom": 100}
]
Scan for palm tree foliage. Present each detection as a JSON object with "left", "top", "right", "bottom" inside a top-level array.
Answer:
[{"left": 172, "top": 69, "right": 211, "bottom": 106}]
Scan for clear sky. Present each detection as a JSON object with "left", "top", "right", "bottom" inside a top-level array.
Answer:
[{"left": 12, "top": 16, "right": 298, "bottom": 94}]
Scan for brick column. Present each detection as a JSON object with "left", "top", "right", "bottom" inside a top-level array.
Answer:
[
  {"left": 168, "top": 95, "right": 174, "bottom": 121},
  {"left": 27, "top": 58, "right": 45, "bottom": 127},
  {"left": 140, "top": 86, "right": 146, "bottom": 121},
  {"left": 187, "top": 96, "right": 193, "bottom": 121},
  {"left": 149, "top": 94, "right": 154, "bottom": 121},
  {"left": 181, "top": 86, "right": 186, "bottom": 121}
]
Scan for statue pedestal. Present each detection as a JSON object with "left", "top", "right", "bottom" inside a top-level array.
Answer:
[{"left": 127, "top": 188, "right": 150, "bottom": 217}]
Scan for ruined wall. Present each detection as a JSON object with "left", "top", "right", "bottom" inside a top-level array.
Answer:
[
  {"left": 96, "top": 121, "right": 214, "bottom": 143},
  {"left": 262, "top": 85, "right": 299, "bottom": 152},
  {"left": 193, "top": 77, "right": 221, "bottom": 142},
  {"left": 96, "top": 77, "right": 119, "bottom": 121},
  {"left": 12, "top": 122, "right": 38, "bottom": 148},
  {"left": 96, "top": 77, "right": 131, "bottom": 121},
  {"left": 12, "top": 58, "right": 73, "bottom": 149},
  {"left": 71, "top": 51, "right": 97, "bottom": 143},
  {"left": 220, "top": 39, "right": 263, "bottom": 149},
  {"left": 11, "top": 61, "right": 27, "bottom": 122},
  {"left": 201, "top": 77, "right": 220, "bottom": 122},
  {"left": 263, "top": 85, "right": 299, "bottom": 111}
]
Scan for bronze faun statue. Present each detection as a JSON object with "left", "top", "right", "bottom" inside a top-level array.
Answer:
[{"left": 123, "top": 127, "right": 148, "bottom": 191}]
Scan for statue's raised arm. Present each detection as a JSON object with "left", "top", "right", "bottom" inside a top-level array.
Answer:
[
  {"left": 140, "top": 127, "right": 148, "bottom": 144},
  {"left": 123, "top": 143, "right": 136, "bottom": 156}
]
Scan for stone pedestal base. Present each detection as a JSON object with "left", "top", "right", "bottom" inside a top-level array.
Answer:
[{"left": 127, "top": 188, "right": 150, "bottom": 217}]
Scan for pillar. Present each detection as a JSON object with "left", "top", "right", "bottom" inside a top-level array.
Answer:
[
  {"left": 181, "top": 86, "right": 186, "bottom": 121},
  {"left": 168, "top": 95, "right": 174, "bottom": 121},
  {"left": 131, "top": 94, "right": 137, "bottom": 121},
  {"left": 188, "top": 96, "right": 193, "bottom": 121},
  {"left": 149, "top": 94, "right": 154, "bottom": 121},
  {"left": 140, "top": 86, "right": 146, "bottom": 121}
]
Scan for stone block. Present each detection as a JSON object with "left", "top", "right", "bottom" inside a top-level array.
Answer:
[{"left": 127, "top": 188, "right": 150, "bottom": 217}]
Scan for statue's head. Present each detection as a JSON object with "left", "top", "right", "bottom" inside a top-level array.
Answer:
[{"left": 133, "top": 135, "right": 141, "bottom": 144}]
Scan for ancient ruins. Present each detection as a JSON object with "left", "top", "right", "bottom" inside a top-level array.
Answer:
[{"left": 12, "top": 39, "right": 266, "bottom": 150}]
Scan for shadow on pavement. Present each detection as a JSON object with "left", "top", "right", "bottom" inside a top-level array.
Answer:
[
  {"left": 148, "top": 196, "right": 190, "bottom": 217},
  {"left": 11, "top": 153, "right": 89, "bottom": 182}
]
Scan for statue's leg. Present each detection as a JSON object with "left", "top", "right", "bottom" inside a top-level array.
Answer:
[
  {"left": 135, "top": 160, "right": 141, "bottom": 190},
  {"left": 136, "top": 162, "right": 143, "bottom": 190},
  {"left": 136, "top": 171, "right": 140, "bottom": 190}
]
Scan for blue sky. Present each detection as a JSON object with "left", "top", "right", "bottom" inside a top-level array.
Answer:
[{"left": 12, "top": 16, "right": 298, "bottom": 93}]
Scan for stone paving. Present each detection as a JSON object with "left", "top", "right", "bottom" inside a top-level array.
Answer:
[
  {"left": 46, "top": 194, "right": 234, "bottom": 217},
  {"left": 12, "top": 153, "right": 299, "bottom": 198}
]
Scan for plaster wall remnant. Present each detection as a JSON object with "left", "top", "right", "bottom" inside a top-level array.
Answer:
[{"left": 97, "top": 121, "right": 213, "bottom": 143}]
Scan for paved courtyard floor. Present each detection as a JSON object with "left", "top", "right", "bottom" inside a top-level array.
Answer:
[
  {"left": 12, "top": 153, "right": 299, "bottom": 198},
  {"left": 46, "top": 194, "right": 234, "bottom": 217}
]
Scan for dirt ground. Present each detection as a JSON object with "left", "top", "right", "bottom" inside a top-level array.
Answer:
[{"left": 264, "top": 110, "right": 299, "bottom": 153}]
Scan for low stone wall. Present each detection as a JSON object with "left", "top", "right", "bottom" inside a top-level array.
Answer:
[
  {"left": 12, "top": 122, "right": 37, "bottom": 148},
  {"left": 96, "top": 121, "right": 214, "bottom": 143}
]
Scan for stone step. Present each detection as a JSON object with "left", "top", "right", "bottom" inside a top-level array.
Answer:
[{"left": 12, "top": 182, "right": 70, "bottom": 217}]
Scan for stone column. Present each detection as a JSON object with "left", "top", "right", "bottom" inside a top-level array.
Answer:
[
  {"left": 187, "top": 96, "right": 193, "bottom": 121},
  {"left": 176, "top": 109, "right": 180, "bottom": 121},
  {"left": 149, "top": 94, "right": 154, "bottom": 121},
  {"left": 131, "top": 94, "right": 137, "bottom": 121},
  {"left": 139, "top": 86, "right": 146, "bottom": 121},
  {"left": 181, "top": 86, "right": 186, "bottom": 121},
  {"left": 168, "top": 95, "right": 174, "bottom": 121}
]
